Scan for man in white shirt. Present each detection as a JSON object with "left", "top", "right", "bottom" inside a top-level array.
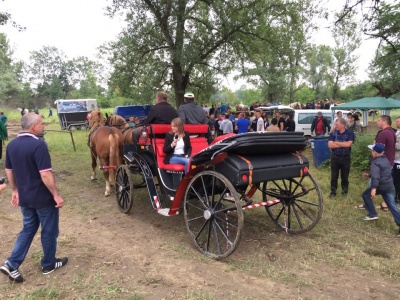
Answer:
[{"left": 255, "top": 109, "right": 264, "bottom": 132}]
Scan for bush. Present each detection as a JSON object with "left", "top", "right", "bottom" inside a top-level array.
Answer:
[{"left": 351, "top": 133, "right": 375, "bottom": 171}]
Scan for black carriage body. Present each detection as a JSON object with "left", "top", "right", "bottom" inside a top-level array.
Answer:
[{"left": 215, "top": 153, "right": 308, "bottom": 188}]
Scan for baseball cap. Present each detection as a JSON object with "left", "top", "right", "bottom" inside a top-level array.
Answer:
[
  {"left": 368, "top": 143, "right": 385, "bottom": 153},
  {"left": 184, "top": 92, "right": 194, "bottom": 98},
  {"left": 317, "top": 111, "right": 322, "bottom": 115}
]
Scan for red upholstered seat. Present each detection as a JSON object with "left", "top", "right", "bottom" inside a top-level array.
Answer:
[
  {"left": 155, "top": 142, "right": 185, "bottom": 172},
  {"left": 150, "top": 124, "right": 210, "bottom": 172}
]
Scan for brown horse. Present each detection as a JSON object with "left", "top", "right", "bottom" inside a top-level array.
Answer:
[
  {"left": 89, "top": 110, "right": 123, "bottom": 196},
  {"left": 105, "top": 113, "right": 138, "bottom": 145},
  {"left": 104, "top": 113, "right": 145, "bottom": 172}
]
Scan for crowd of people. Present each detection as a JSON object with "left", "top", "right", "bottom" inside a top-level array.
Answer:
[{"left": 327, "top": 114, "right": 400, "bottom": 236}]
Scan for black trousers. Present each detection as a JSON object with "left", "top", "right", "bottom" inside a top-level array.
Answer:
[
  {"left": 393, "top": 163, "right": 400, "bottom": 201},
  {"left": 330, "top": 154, "right": 351, "bottom": 195}
]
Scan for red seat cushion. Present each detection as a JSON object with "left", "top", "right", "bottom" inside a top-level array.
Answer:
[
  {"left": 155, "top": 141, "right": 185, "bottom": 172},
  {"left": 151, "top": 124, "right": 209, "bottom": 172}
]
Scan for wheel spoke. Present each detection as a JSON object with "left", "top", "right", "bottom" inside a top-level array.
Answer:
[
  {"left": 291, "top": 204, "right": 304, "bottom": 230},
  {"left": 186, "top": 200, "right": 208, "bottom": 213},
  {"left": 213, "top": 218, "right": 235, "bottom": 245},
  {"left": 189, "top": 185, "right": 209, "bottom": 209},
  {"left": 214, "top": 215, "right": 239, "bottom": 229},
  {"left": 212, "top": 222, "right": 222, "bottom": 255}
]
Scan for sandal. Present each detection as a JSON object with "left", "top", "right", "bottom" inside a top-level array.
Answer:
[
  {"left": 376, "top": 204, "right": 389, "bottom": 211},
  {"left": 354, "top": 204, "right": 365, "bottom": 209}
]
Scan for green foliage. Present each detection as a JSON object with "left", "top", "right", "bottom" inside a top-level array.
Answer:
[
  {"left": 351, "top": 134, "right": 375, "bottom": 171},
  {"left": 105, "top": 0, "right": 315, "bottom": 107},
  {"left": 294, "top": 85, "right": 316, "bottom": 103},
  {"left": 340, "top": 81, "right": 377, "bottom": 102},
  {"left": 235, "top": 87, "right": 262, "bottom": 105},
  {"left": 0, "top": 33, "right": 21, "bottom": 102},
  {"left": 328, "top": 12, "right": 361, "bottom": 100}
]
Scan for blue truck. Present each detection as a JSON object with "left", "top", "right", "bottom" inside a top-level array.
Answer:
[{"left": 113, "top": 105, "right": 152, "bottom": 122}]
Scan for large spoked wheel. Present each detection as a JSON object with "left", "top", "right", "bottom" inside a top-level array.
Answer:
[
  {"left": 115, "top": 165, "right": 134, "bottom": 214},
  {"left": 184, "top": 171, "right": 244, "bottom": 259},
  {"left": 262, "top": 172, "right": 323, "bottom": 234}
]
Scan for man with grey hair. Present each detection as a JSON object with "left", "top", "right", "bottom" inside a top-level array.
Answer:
[
  {"left": 1, "top": 113, "right": 67, "bottom": 283},
  {"left": 328, "top": 117, "right": 355, "bottom": 199}
]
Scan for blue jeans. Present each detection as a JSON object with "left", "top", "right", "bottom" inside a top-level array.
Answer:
[
  {"left": 170, "top": 155, "right": 190, "bottom": 174},
  {"left": 362, "top": 186, "right": 400, "bottom": 226},
  {"left": 7, "top": 206, "right": 59, "bottom": 270}
]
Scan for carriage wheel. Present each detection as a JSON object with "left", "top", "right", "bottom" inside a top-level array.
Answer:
[
  {"left": 184, "top": 171, "right": 244, "bottom": 259},
  {"left": 262, "top": 172, "right": 323, "bottom": 234},
  {"left": 115, "top": 165, "right": 134, "bottom": 214}
]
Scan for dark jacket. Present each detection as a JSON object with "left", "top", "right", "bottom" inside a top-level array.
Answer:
[
  {"left": 0, "top": 121, "right": 7, "bottom": 140},
  {"left": 311, "top": 116, "right": 330, "bottom": 134},
  {"left": 144, "top": 101, "right": 178, "bottom": 125},
  {"left": 177, "top": 102, "right": 209, "bottom": 124},
  {"left": 370, "top": 155, "right": 394, "bottom": 189},
  {"left": 163, "top": 131, "right": 192, "bottom": 164}
]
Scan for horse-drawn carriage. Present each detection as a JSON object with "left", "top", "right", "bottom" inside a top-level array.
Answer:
[{"left": 107, "top": 121, "right": 323, "bottom": 259}]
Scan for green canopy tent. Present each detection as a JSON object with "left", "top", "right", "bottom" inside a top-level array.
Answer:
[{"left": 331, "top": 97, "right": 400, "bottom": 126}]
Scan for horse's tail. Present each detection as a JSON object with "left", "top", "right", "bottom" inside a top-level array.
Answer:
[{"left": 109, "top": 132, "right": 120, "bottom": 184}]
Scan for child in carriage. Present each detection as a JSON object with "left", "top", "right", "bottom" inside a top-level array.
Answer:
[{"left": 163, "top": 118, "right": 192, "bottom": 173}]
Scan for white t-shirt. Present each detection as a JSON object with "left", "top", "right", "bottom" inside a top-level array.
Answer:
[
  {"left": 174, "top": 138, "right": 185, "bottom": 155},
  {"left": 257, "top": 117, "right": 265, "bottom": 132}
]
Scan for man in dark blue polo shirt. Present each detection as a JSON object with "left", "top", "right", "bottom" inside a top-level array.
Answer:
[
  {"left": 1, "top": 113, "right": 68, "bottom": 283},
  {"left": 328, "top": 118, "right": 355, "bottom": 199}
]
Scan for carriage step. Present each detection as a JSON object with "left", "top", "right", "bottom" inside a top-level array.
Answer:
[{"left": 157, "top": 208, "right": 180, "bottom": 217}]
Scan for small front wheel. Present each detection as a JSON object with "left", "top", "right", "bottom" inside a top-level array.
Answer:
[
  {"left": 115, "top": 165, "right": 134, "bottom": 214},
  {"left": 183, "top": 171, "right": 244, "bottom": 259}
]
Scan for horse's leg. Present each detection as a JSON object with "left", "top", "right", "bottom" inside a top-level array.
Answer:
[
  {"left": 99, "top": 158, "right": 111, "bottom": 197},
  {"left": 108, "top": 133, "right": 120, "bottom": 186},
  {"left": 91, "top": 152, "right": 97, "bottom": 181}
]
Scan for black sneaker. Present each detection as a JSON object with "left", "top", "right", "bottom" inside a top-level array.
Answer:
[
  {"left": 397, "top": 228, "right": 400, "bottom": 237},
  {"left": 42, "top": 257, "right": 68, "bottom": 275},
  {"left": 329, "top": 193, "right": 336, "bottom": 199},
  {"left": 0, "top": 261, "right": 24, "bottom": 283}
]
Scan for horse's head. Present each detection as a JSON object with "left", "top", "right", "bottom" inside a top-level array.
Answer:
[
  {"left": 105, "top": 114, "right": 128, "bottom": 130},
  {"left": 89, "top": 110, "right": 105, "bottom": 129}
]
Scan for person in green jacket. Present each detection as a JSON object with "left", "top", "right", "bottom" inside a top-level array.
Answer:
[{"left": 0, "top": 121, "right": 8, "bottom": 163}]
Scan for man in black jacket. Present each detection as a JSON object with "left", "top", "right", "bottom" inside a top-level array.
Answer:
[
  {"left": 311, "top": 111, "right": 330, "bottom": 136},
  {"left": 177, "top": 92, "right": 209, "bottom": 125},
  {"left": 132, "top": 91, "right": 177, "bottom": 142}
]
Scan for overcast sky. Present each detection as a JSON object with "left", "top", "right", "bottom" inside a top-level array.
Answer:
[{"left": 1, "top": 0, "right": 379, "bottom": 89}]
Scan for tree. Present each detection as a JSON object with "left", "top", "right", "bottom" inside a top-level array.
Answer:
[
  {"left": 303, "top": 44, "right": 333, "bottom": 99},
  {"left": 26, "top": 46, "right": 104, "bottom": 100},
  {"left": 238, "top": 0, "right": 318, "bottom": 103},
  {"left": 0, "top": 33, "right": 20, "bottom": 102},
  {"left": 367, "top": 2, "right": 400, "bottom": 97},
  {"left": 106, "top": 0, "right": 309, "bottom": 107},
  {"left": 328, "top": 13, "right": 360, "bottom": 100}
]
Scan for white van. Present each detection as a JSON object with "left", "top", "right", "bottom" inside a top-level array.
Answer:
[{"left": 293, "top": 109, "right": 334, "bottom": 137}]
